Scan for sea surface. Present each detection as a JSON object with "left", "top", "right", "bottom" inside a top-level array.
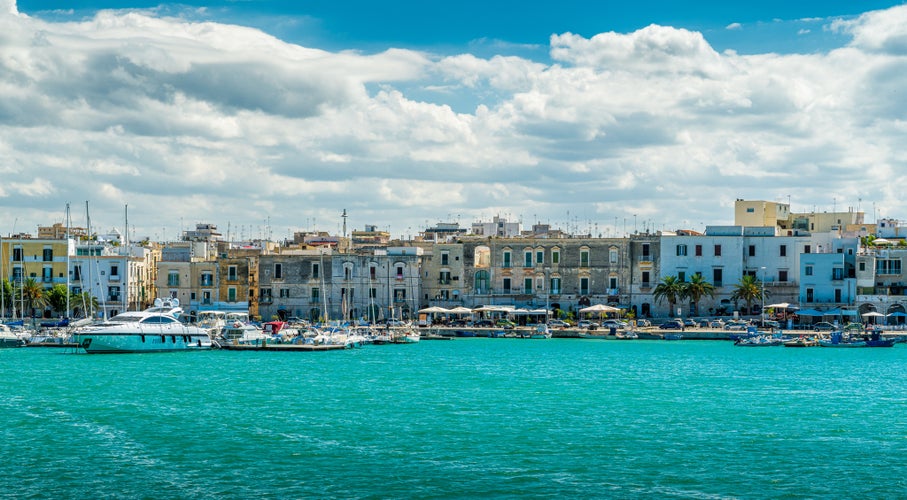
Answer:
[{"left": 2, "top": 339, "right": 907, "bottom": 499}]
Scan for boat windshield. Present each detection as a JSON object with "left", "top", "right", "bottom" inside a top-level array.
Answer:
[{"left": 107, "top": 313, "right": 146, "bottom": 323}]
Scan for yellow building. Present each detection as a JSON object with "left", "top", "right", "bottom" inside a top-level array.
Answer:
[{"left": 0, "top": 236, "right": 73, "bottom": 316}]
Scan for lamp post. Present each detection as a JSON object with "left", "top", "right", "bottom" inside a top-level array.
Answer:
[{"left": 760, "top": 266, "right": 766, "bottom": 326}]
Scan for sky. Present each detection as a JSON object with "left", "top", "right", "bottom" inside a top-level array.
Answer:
[{"left": 2, "top": 0, "right": 907, "bottom": 242}]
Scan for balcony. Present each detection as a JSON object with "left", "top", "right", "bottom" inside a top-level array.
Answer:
[{"left": 108, "top": 274, "right": 120, "bottom": 282}]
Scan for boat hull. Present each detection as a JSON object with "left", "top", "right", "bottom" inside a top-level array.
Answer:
[{"left": 75, "top": 330, "right": 212, "bottom": 353}]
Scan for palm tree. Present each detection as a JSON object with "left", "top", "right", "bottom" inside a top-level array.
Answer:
[
  {"left": 17, "top": 278, "right": 47, "bottom": 318},
  {"left": 0, "top": 279, "right": 12, "bottom": 318},
  {"left": 653, "top": 275, "right": 685, "bottom": 317},
  {"left": 71, "top": 291, "right": 99, "bottom": 319},
  {"left": 730, "top": 275, "right": 768, "bottom": 316},
  {"left": 683, "top": 273, "right": 715, "bottom": 316}
]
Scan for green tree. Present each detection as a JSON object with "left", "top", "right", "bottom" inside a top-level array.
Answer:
[
  {"left": 71, "top": 291, "right": 99, "bottom": 319},
  {"left": 17, "top": 278, "right": 47, "bottom": 318},
  {"left": 0, "top": 279, "right": 12, "bottom": 317},
  {"left": 683, "top": 273, "right": 715, "bottom": 316},
  {"left": 731, "top": 275, "right": 768, "bottom": 315},
  {"left": 44, "top": 284, "right": 71, "bottom": 317},
  {"left": 653, "top": 275, "right": 685, "bottom": 317}
]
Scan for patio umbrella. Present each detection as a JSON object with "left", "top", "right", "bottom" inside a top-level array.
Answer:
[
  {"left": 887, "top": 311, "right": 907, "bottom": 317},
  {"left": 578, "top": 304, "right": 620, "bottom": 314},
  {"left": 418, "top": 306, "right": 450, "bottom": 314},
  {"left": 766, "top": 302, "right": 796, "bottom": 309},
  {"left": 448, "top": 306, "right": 474, "bottom": 315},
  {"left": 862, "top": 311, "right": 885, "bottom": 317}
]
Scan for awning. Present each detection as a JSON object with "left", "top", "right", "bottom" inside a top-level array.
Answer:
[{"left": 795, "top": 309, "right": 825, "bottom": 317}]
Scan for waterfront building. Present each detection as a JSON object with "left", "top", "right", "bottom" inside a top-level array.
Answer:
[
  {"left": 71, "top": 240, "right": 154, "bottom": 318},
  {"left": 0, "top": 236, "right": 71, "bottom": 318},
  {"left": 422, "top": 243, "right": 466, "bottom": 308},
  {"left": 471, "top": 216, "right": 521, "bottom": 238},
  {"left": 855, "top": 243, "right": 907, "bottom": 318},
  {"left": 459, "top": 236, "right": 632, "bottom": 320},
  {"left": 626, "top": 232, "right": 661, "bottom": 319},
  {"left": 734, "top": 198, "right": 865, "bottom": 235},
  {"left": 216, "top": 246, "right": 260, "bottom": 319},
  {"left": 333, "top": 247, "right": 423, "bottom": 322},
  {"left": 258, "top": 248, "right": 330, "bottom": 322}
]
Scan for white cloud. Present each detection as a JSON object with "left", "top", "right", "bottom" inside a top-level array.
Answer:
[
  {"left": 0, "top": 3, "right": 906, "bottom": 238},
  {"left": 726, "top": 23, "right": 743, "bottom": 30}
]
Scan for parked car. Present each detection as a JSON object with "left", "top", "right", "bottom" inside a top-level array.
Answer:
[
  {"left": 709, "top": 319, "right": 725, "bottom": 328},
  {"left": 724, "top": 320, "right": 749, "bottom": 331},
  {"left": 548, "top": 319, "right": 570, "bottom": 328},
  {"left": 601, "top": 319, "right": 627, "bottom": 329},
  {"left": 813, "top": 321, "right": 836, "bottom": 332},
  {"left": 635, "top": 319, "right": 651, "bottom": 327},
  {"left": 472, "top": 319, "right": 494, "bottom": 328},
  {"left": 495, "top": 319, "right": 516, "bottom": 329},
  {"left": 578, "top": 320, "right": 599, "bottom": 330},
  {"left": 683, "top": 319, "right": 697, "bottom": 327},
  {"left": 659, "top": 320, "right": 683, "bottom": 329}
]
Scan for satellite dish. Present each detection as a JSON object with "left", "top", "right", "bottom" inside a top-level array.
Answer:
[{"left": 154, "top": 298, "right": 163, "bottom": 307}]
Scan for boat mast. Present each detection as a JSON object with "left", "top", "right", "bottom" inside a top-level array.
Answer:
[{"left": 65, "top": 203, "right": 70, "bottom": 319}]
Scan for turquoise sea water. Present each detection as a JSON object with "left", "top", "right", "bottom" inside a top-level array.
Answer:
[{"left": 2, "top": 339, "right": 907, "bottom": 499}]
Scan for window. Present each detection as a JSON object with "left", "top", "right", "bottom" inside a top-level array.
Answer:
[
  {"left": 274, "top": 263, "right": 283, "bottom": 279},
  {"left": 369, "top": 288, "right": 377, "bottom": 299},
  {"left": 503, "top": 278, "right": 511, "bottom": 293},
  {"left": 260, "top": 288, "right": 272, "bottom": 303},
  {"left": 746, "top": 207, "right": 755, "bottom": 213},
  {"left": 200, "top": 272, "right": 213, "bottom": 287},
  {"left": 695, "top": 245, "right": 702, "bottom": 257},
  {"left": 168, "top": 271, "right": 179, "bottom": 287},
  {"left": 780, "top": 245, "right": 787, "bottom": 257},
  {"left": 580, "top": 277, "right": 589, "bottom": 295},
  {"left": 713, "top": 269, "right": 723, "bottom": 287},
  {"left": 524, "top": 278, "right": 532, "bottom": 293},
  {"left": 228, "top": 265, "right": 237, "bottom": 281},
  {"left": 552, "top": 250, "right": 560, "bottom": 264},
  {"left": 876, "top": 259, "right": 902, "bottom": 275},
  {"left": 805, "top": 265, "right": 813, "bottom": 276},
  {"left": 642, "top": 244, "right": 650, "bottom": 258},
  {"left": 279, "top": 288, "right": 290, "bottom": 298},
  {"left": 12, "top": 247, "right": 22, "bottom": 261},
  {"left": 311, "top": 288, "right": 320, "bottom": 301},
  {"left": 202, "top": 291, "right": 212, "bottom": 304},
  {"left": 642, "top": 271, "right": 650, "bottom": 287},
  {"left": 779, "top": 270, "right": 788, "bottom": 282},
  {"left": 748, "top": 245, "right": 756, "bottom": 257},
  {"left": 396, "top": 265, "right": 404, "bottom": 279},
  {"left": 441, "top": 252, "right": 449, "bottom": 265},
  {"left": 394, "top": 289, "right": 406, "bottom": 301},
  {"left": 609, "top": 277, "right": 618, "bottom": 289},
  {"left": 42, "top": 266, "right": 52, "bottom": 282},
  {"left": 714, "top": 245, "right": 721, "bottom": 257},
  {"left": 110, "top": 264, "right": 119, "bottom": 278},
  {"left": 678, "top": 271, "right": 686, "bottom": 282},
  {"left": 580, "top": 249, "right": 590, "bottom": 267},
  {"left": 536, "top": 250, "right": 544, "bottom": 265},
  {"left": 609, "top": 248, "right": 618, "bottom": 264},
  {"left": 804, "top": 245, "right": 811, "bottom": 254},
  {"left": 835, "top": 289, "right": 842, "bottom": 302},
  {"left": 859, "top": 262, "right": 866, "bottom": 271},
  {"left": 503, "top": 251, "right": 512, "bottom": 268},
  {"left": 676, "top": 244, "right": 687, "bottom": 256},
  {"left": 43, "top": 248, "right": 53, "bottom": 261},
  {"left": 439, "top": 271, "right": 451, "bottom": 284},
  {"left": 312, "top": 263, "right": 320, "bottom": 279},
  {"left": 550, "top": 277, "right": 561, "bottom": 294},
  {"left": 524, "top": 251, "right": 532, "bottom": 267},
  {"left": 832, "top": 268, "right": 844, "bottom": 280},
  {"left": 228, "top": 287, "right": 237, "bottom": 302},
  {"left": 73, "top": 265, "right": 82, "bottom": 281},
  {"left": 369, "top": 265, "right": 376, "bottom": 280},
  {"left": 108, "top": 286, "right": 121, "bottom": 301},
  {"left": 806, "top": 288, "right": 814, "bottom": 302},
  {"left": 344, "top": 266, "right": 352, "bottom": 280}
]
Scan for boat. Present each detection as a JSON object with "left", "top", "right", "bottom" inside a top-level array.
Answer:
[
  {"left": 864, "top": 329, "right": 896, "bottom": 348},
  {"left": 615, "top": 330, "right": 638, "bottom": 340},
  {"left": 528, "top": 324, "right": 552, "bottom": 339},
  {"left": 818, "top": 331, "right": 866, "bottom": 348},
  {"left": 0, "top": 323, "right": 25, "bottom": 348},
  {"left": 783, "top": 336, "right": 818, "bottom": 347},
  {"left": 663, "top": 333, "right": 683, "bottom": 340},
  {"left": 196, "top": 310, "right": 227, "bottom": 336},
  {"left": 73, "top": 298, "right": 212, "bottom": 353},
  {"left": 735, "top": 334, "right": 783, "bottom": 346},
  {"left": 219, "top": 319, "right": 268, "bottom": 346}
]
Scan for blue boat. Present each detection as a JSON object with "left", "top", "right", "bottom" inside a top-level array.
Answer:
[
  {"left": 865, "top": 330, "right": 896, "bottom": 348},
  {"left": 663, "top": 333, "right": 683, "bottom": 341}
]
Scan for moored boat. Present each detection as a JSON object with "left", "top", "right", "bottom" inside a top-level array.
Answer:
[
  {"left": 818, "top": 331, "right": 866, "bottom": 348},
  {"left": 0, "top": 323, "right": 25, "bottom": 348},
  {"left": 783, "top": 336, "right": 818, "bottom": 347},
  {"left": 73, "top": 298, "right": 212, "bottom": 354}
]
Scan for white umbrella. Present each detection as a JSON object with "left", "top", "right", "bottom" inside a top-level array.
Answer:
[
  {"left": 873, "top": 238, "right": 893, "bottom": 245},
  {"left": 579, "top": 304, "right": 620, "bottom": 313},
  {"left": 418, "top": 306, "right": 450, "bottom": 314},
  {"left": 448, "top": 306, "right": 474, "bottom": 315},
  {"left": 862, "top": 311, "right": 885, "bottom": 317},
  {"left": 765, "top": 302, "right": 795, "bottom": 309}
]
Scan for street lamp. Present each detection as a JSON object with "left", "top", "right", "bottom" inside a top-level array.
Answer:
[{"left": 760, "top": 266, "right": 766, "bottom": 326}]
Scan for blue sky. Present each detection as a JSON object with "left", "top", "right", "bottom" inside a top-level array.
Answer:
[{"left": 2, "top": 1, "right": 907, "bottom": 240}]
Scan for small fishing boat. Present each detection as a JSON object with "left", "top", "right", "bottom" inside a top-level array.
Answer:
[
  {"left": 783, "top": 336, "right": 818, "bottom": 347},
  {"left": 818, "top": 331, "right": 866, "bottom": 348}
]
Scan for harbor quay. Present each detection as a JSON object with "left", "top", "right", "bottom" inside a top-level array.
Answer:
[{"left": 3, "top": 200, "right": 907, "bottom": 333}]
